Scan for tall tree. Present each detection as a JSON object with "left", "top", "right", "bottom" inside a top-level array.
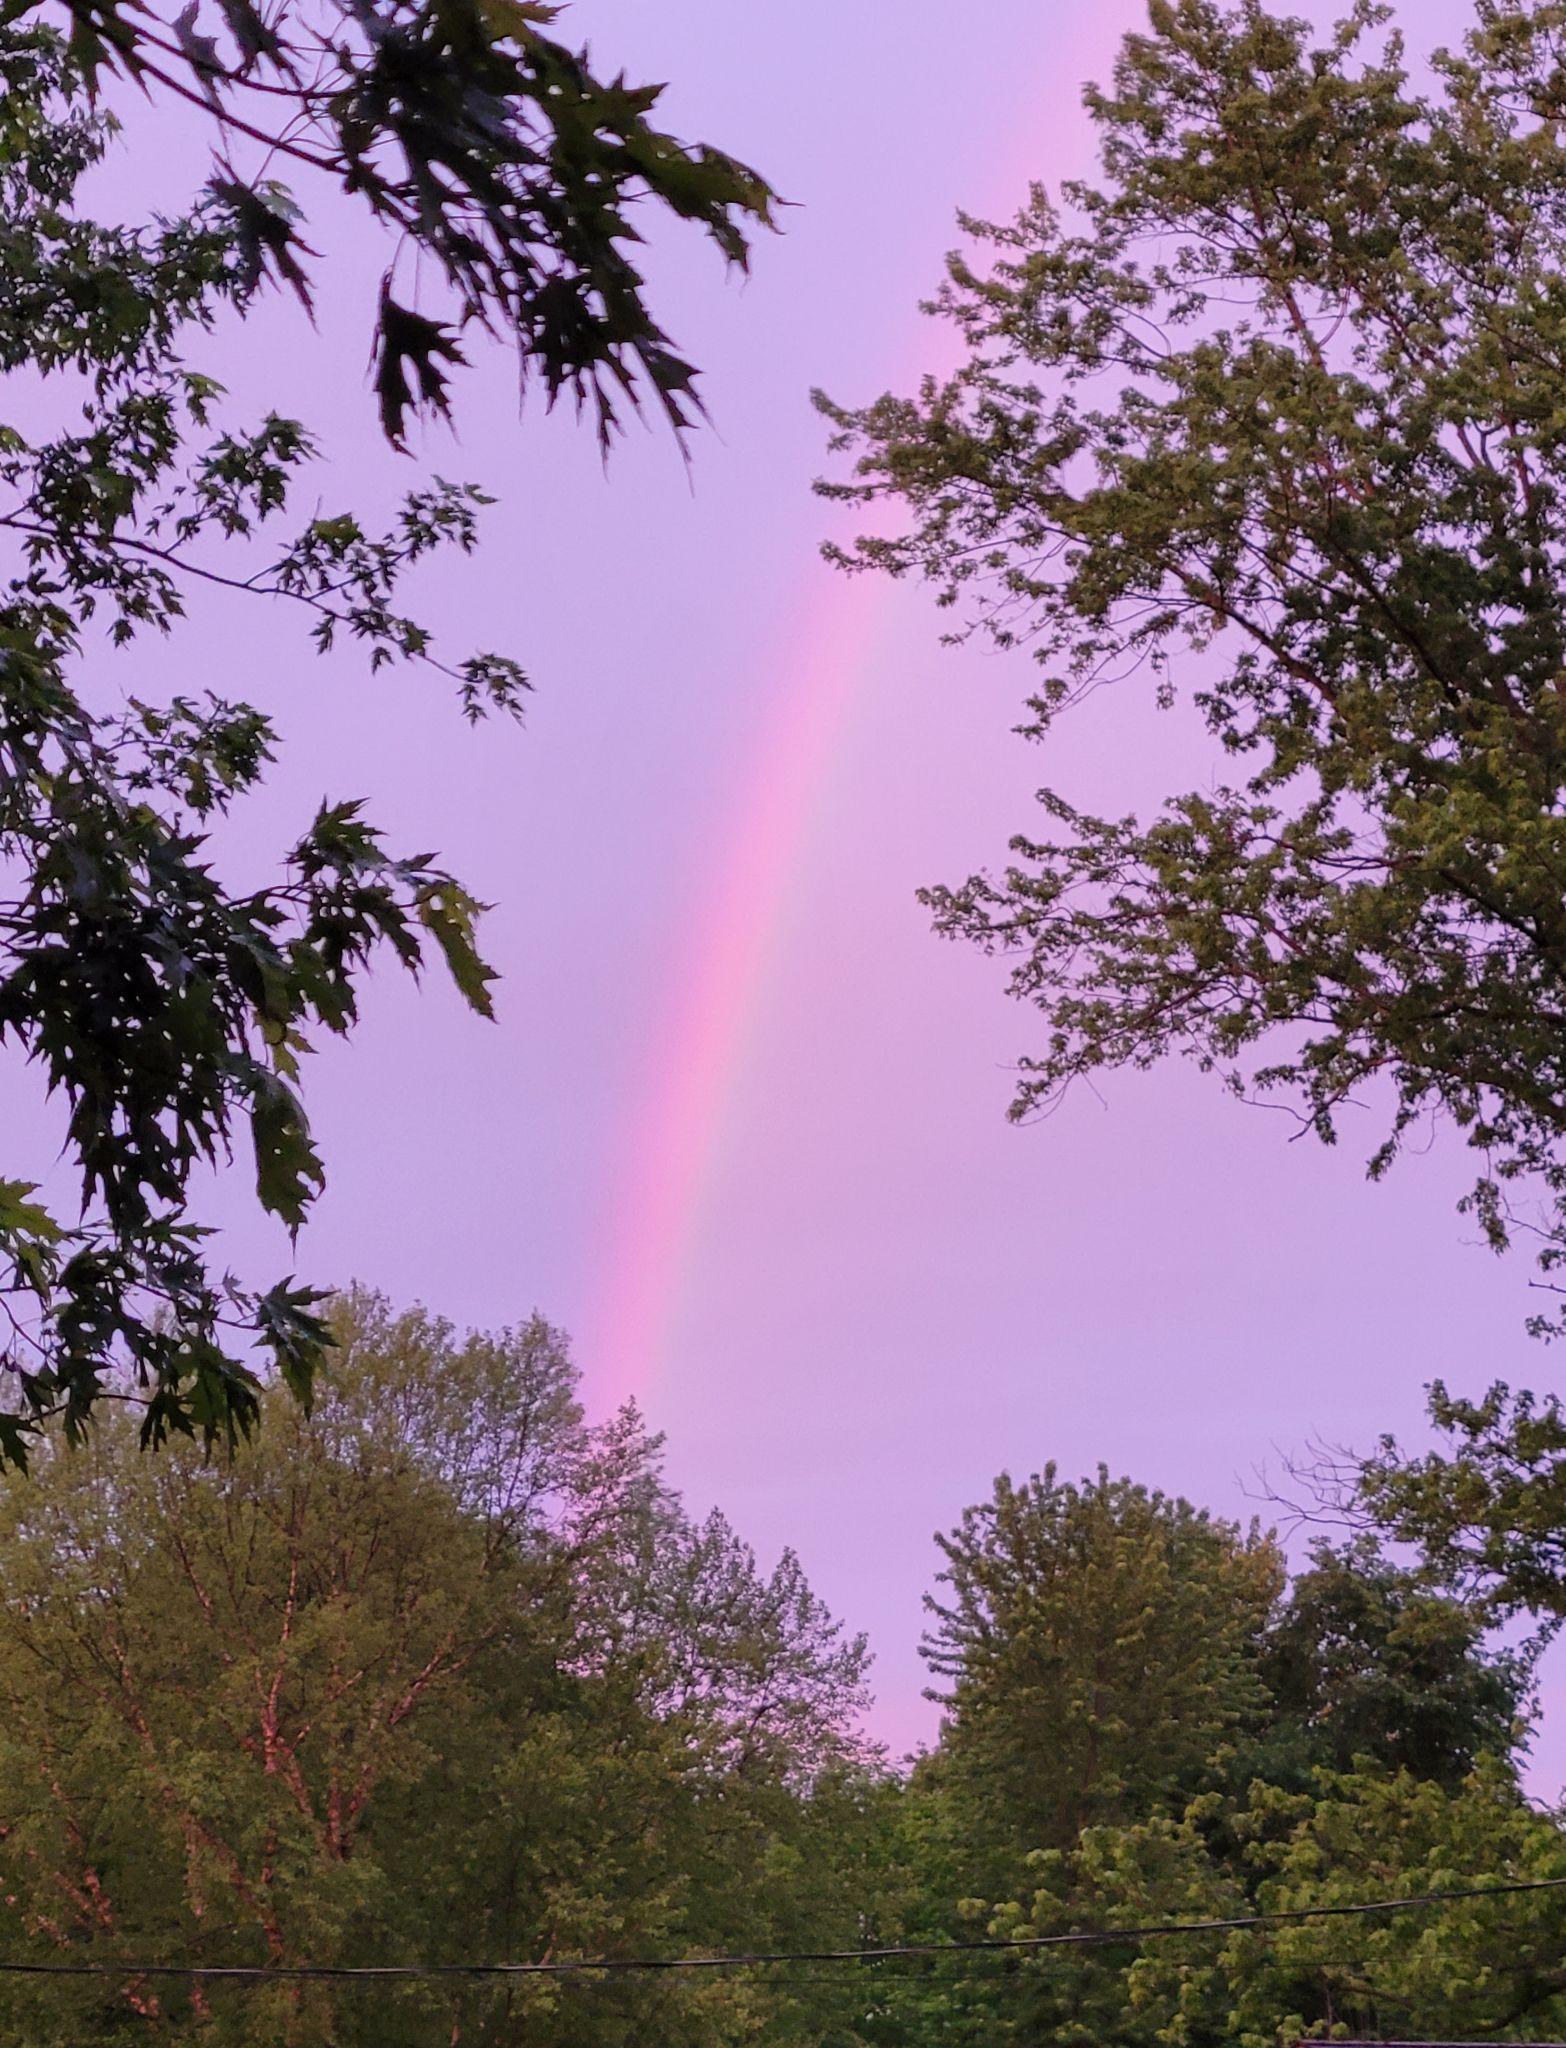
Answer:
[
  {"left": 819, "top": 0, "right": 1566, "bottom": 1325},
  {"left": 0, "top": 1, "right": 773, "bottom": 1460},
  {"left": 0, "top": 1290, "right": 879, "bottom": 2046},
  {"left": 870, "top": 1467, "right": 1548, "bottom": 2048},
  {"left": 922, "top": 1466, "right": 1281, "bottom": 1882}
]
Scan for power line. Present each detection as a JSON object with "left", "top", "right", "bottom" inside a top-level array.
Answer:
[{"left": 2, "top": 1873, "right": 1564, "bottom": 1981}]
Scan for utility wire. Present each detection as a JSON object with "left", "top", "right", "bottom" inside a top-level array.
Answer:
[{"left": 2, "top": 1874, "right": 1565, "bottom": 1981}]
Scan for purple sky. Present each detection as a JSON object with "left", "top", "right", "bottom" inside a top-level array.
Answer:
[{"left": 23, "top": 0, "right": 1565, "bottom": 1767}]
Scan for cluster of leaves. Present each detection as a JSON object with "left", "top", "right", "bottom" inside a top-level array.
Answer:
[
  {"left": 1338, "top": 1373, "right": 1566, "bottom": 1626},
  {"left": 0, "top": 1291, "right": 881, "bottom": 2046},
  {"left": 0, "top": 21, "right": 534, "bottom": 1459},
  {"left": 968, "top": 1762, "right": 1566, "bottom": 2048},
  {"left": 44, "top": 0, "right": 776, "bottom": 446},
  {"left": 818, "top": 0, "right": 1566, "bottom": 1327}
]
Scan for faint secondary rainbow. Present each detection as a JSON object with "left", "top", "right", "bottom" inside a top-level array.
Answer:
[{"left": 591, "top": 18, "right": 1113, "bottom": 1409}]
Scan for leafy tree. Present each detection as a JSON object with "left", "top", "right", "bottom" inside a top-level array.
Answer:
[
  {"left": 875, "top": 1465, "right": 1543, "bottom": 2048},
  {"left": 922, "top": 1466, "right": 1282, "bottom": 1883},
  {"left": 0, "top": 0, "right": 772, "bottom": 1461},
  {"left": 41, "top": 0, "right": 776, "bottom": 449},
  {"left": 1348, "top": 1375, "right": 1566, "bottom": 1627},
  {"left": 818, "top": 0, "right": 1566, "bottom": 1324},
  {"left": 0, "top": 1289, "right": 880, "bottom": 2046},
  {"left": 1245, "top": 1535, "right": 1529, "bottom": 1790},
  {"left": 5, "top": 1390, "right": 1558, "bottom": 2047}
]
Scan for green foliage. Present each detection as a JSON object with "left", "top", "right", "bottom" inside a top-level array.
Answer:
[
  {"left": 0, "top": 0, "right": 772, "bottom": 1460},
  {"left": 1245, "top": 1534, "right": 1530, "bottom": 1789},
  {"left": 923, "top": 1466, "right": 1282, "bottom": 1882},
  {"left": 872, "top": 1458, "right": 1552, "bottom": 2048},
  {"left": 1353, "top": 1375, "right": 1566, "bottom": 1624},
  {"left": 818, "top": 0, "right": 1566, "bottom": 1324},
  {"left": 0, "top": 1289, "right": 882, "bottom": 2045},
  {"left": 1, "top": 1393, "right": 1559, "bottom": 2045},
  {"left": 42, "top": 0, "right": 776, "bottom": 448},
  {"left": 962, "top": 1762, "right": 1566, "bottom": 2048}
]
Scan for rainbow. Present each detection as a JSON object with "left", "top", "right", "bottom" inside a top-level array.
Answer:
[
  {"left": 591, "top": 566, "right": 889, "bottom": 1408},
  {"left": 589, "top": 16, "right": 1112, "bottom": 1409}
]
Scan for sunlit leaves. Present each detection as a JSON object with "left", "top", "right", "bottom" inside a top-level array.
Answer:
[
  {"left": 0, "top": 1296, "right": 882, "bottom": 2040},
  {"left": 891, "top": 1458, "right": 1554, "bottom": 2048}
]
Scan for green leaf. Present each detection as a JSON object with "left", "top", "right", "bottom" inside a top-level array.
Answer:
[
  {"left": 254, "top": 1277, "right": 333, "bottom": 1410},
  {"left": 211, "top": 0, "right": 287, "bottom": 69},
  {"left": 0, "top": 1179, "right": 64, "bottom": 1247},
  {"left": 0, "top": 1412, "right": 33, "bottom": 1472},
  {"left": 250, "top": 1070, "right": 324, "bottom": 1232},
  {"left": 371, "top": 286, "right": 467, "bottom": 448},
  {"left": 210, "top": 168, "right": 318, "bottom": 313},
  {"left": 418, "top": 882, "right": 498, "bottom": 1019}
]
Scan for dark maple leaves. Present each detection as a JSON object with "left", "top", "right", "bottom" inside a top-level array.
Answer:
[{"left": 52, "top": 0, "right": 778, "bottom": 447}]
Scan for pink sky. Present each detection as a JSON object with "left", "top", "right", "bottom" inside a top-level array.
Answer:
[{"left": 22, "top": 0, "right": 1563, "bottom": 1765}]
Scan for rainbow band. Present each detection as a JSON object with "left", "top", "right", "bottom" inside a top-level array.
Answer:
[
  {"left": 591, "top": 18, "right": 1109, "bottom": 1406},
  {"left": 595, "top": 570, "right": 886, "bottom": 1406}
]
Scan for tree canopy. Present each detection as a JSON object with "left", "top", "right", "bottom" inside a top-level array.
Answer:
[
  {"left": 819, "top": 0, "right": 1566, "bottom": 1325},
  {"left": 44, "top": 0, "right": 776, "bottom": 448},
  {"left": 922, "top": 1466, "right": 1280, "bottom": 1875},
  {"left": 0, "top": 0, "right": 773, "bottom": 1461},
  {"left": 0, "top": 1321, "right": 1558, "bottom": 2045},
  {"left": 872, "top": 1458, "right": 1558, "bottom": 2048},
  {"left": 1327, "top": 1373, "right": 1566, "bottom": 1629},
  {"left": 0, "top": 1290, "right": 879, "bottom": 2045},
  {"left": 1247, "top": 1534, "right": 1529, "bottom": 1789},
  {"left": 812, "top": 8, "right": 1566, "bottom": 2022}
]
